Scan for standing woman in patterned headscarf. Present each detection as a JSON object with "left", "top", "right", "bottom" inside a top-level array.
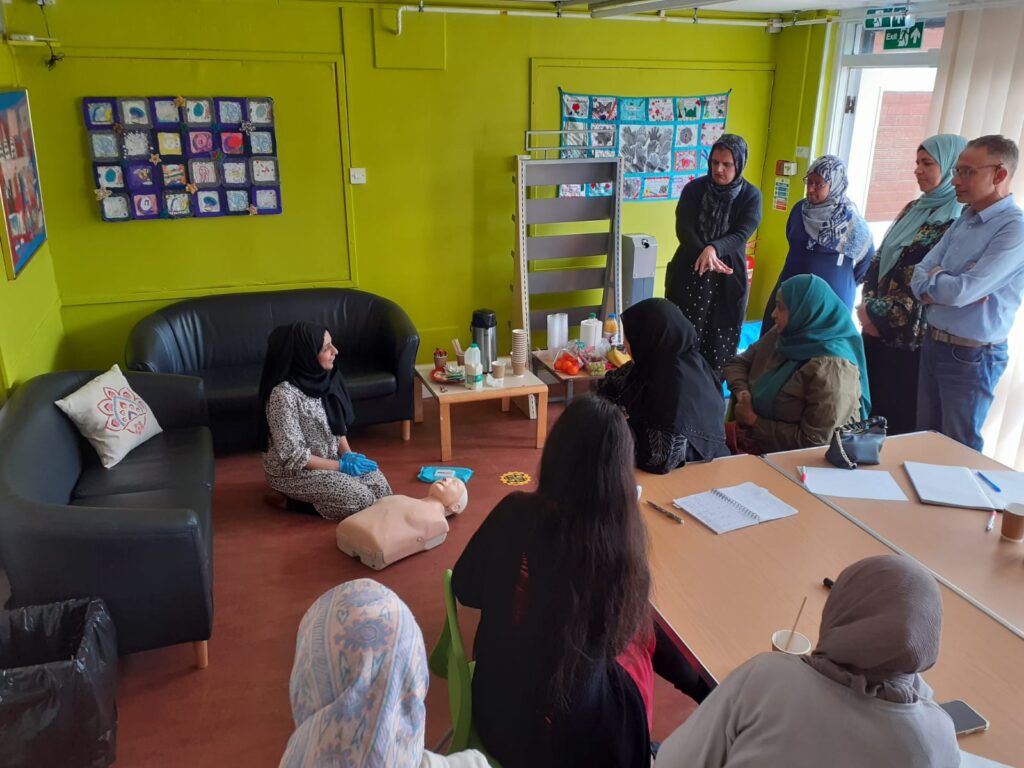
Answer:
[
  {"left": 666, "top": 133, "right": 763, "bottom": 378},
  {"left": 857, "top": 134, "right": 968, "bottom": 435},
  {"left": 761, "top": 155, "right": 874, "bottom": 335}
]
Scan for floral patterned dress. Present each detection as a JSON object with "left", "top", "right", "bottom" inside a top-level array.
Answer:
[
  {"left": 860, "top": 203, "right": 957, "bottom": 434},
  {"left": 262, "top": 382, "right": 392, "bottom": 520}
]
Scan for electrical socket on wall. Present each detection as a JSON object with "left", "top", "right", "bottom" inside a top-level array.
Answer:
[
  {"left": 37, "top": 0, "right": 58, "bottom": 7},
  {"left": 350, "top": 168, "right": 367, "bottom": 185}
]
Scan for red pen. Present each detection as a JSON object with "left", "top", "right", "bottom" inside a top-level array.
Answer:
[{"left": 798, "top": 465, "right": 807, "bottom": 484}]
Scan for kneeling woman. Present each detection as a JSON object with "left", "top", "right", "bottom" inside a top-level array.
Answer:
[
  {"left": 259, "top": 322, "right": 391, "bottom": 520},
  {"left": 599, "top": 298, "right": 729, "bottom": 473},
  {"left": 724, "top": 274, "right": 868, "bottom": 454}
]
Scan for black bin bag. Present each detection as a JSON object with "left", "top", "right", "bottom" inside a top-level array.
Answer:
[{"left": 0, "top": 598, "right": 118, "bottom": 767}]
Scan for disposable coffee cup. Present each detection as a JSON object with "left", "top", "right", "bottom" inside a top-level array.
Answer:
[
  {"left": 1002, "top": 503, "right": 1024, "bottom": 543},
  {"left": 512, "top": 359, "right": 526, "bottom": 376},
  {"left": 456, "top": 352, "right": 465, "bottom": 367},
  {"left": 492, "top": 360, "right": 506, "bottom": 380},
  {"left": 771, "top": 630, "right": 811, "bottom": 656}
]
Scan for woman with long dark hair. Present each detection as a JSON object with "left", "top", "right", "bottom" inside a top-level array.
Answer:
[
  {"left": 453, "top": 396, "right": 705, "bottom": 767},
  {"left": 258, "top": 322, "right": 391, "bottom": 519}
]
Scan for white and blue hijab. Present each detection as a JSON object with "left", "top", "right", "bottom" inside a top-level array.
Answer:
[{"left": 802, "top": 155, "right": 873, "bottom": 266}]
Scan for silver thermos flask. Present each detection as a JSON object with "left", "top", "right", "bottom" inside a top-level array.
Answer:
[{"left": 470, "top": 309, "right": 497, "bottom": 374}]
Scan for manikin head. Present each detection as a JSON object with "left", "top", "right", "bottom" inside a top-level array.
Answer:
[{"left": 428, "top": 477, "right": 468, "bottom": 514}]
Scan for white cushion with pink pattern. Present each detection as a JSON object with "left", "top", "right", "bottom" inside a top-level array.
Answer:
[{"left": 55, "top": 364, "right": 163, "bottom": 469}]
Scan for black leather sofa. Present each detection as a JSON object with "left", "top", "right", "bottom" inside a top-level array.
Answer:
[
  {"left": 125, "top": 288, "right": 419, "bottom": 453},
  {"left": 0, "top": 371, "right": 214, "bottom": 663}
]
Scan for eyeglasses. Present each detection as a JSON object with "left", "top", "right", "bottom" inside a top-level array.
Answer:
[
  {"left": 803, "top": 178, "right": 828, "bottom": 189},
  {"left": 952, "top": 164, "right": 1003, "bottom": 179}
]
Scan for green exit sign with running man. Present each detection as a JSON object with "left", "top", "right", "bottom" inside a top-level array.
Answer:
[
  {"left": 883, "top": 22, "right": 925, "bottom": 50},
  {"left": 865, "top": 5, "right": 911, "bottom": 29}
]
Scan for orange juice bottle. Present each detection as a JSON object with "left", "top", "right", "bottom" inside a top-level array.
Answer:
[{"left": 603, "top": 313, "right": 619, "bottom": 345}]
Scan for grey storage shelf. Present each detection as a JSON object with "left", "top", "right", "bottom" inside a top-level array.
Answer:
[{"left": 513, "top": 149, "right": 624, "bottom": 345}]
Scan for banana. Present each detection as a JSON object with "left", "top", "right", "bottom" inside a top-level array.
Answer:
[{"left": 607, "top": 347, "right": 632, "bottom": 367}]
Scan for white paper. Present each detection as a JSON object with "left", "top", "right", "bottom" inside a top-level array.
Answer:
[
  {"left": 971, "top": 469, "right": 1024, "bottom": 511},
  {"left": 673, "top": 482, "right": 797, "bottom": 535},
  {"left": 904, "top": 462, "right": 997, "bottom": 510},
  {"left": 802, "top": 467, "right": 908, "bottom": 501}
]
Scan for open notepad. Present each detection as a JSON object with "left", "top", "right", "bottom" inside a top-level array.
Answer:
[
  {"left": 903, "top": 462, "right": 1024, "bottom": 511},
  {"left": 673, "top": 482, "right": 798, "bottom": 534}
]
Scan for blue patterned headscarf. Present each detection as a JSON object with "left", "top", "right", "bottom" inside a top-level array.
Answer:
[
  {"left": 801, "top": 155, "right": 873, "bottom": 264},
  {"left": 280, "top": 579, "right": 427, "bottom": 768},
  {"left": 876, "top": 134, "right": 967, "bottom": 279}
]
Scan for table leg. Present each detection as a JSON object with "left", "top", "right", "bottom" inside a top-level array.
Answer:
[
  {"left": 565, "top": 380, "right": 574, "bottom": 404},
  {"left": 439, "top": 401, "right": 452, "bottom": 461},
  {"left": 414, "top": 378, "right": 424, "bottom": 423},
  {"left": 501, "top": 396, "right": 510, "bottom": 412},
  {"left": 536, "top": 388, "right": 548, "bottom": 449},
  {"left": 401, "top": 419, "right": 411, "bottom": 441}
]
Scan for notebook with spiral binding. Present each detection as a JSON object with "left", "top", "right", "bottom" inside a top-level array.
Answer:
[{"left": 672, "top": 482, "right": 798, "bottom": 534}]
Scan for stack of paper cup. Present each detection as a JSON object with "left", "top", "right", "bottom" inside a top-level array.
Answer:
[
  {"left": 547, "top": 313, "right": 568, "bottom": 357},
  {"left": 511, "top": 328, "right": 529, "bottom": 375}
]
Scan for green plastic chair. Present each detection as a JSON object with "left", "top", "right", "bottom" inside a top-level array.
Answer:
[{"left": 428, "top": 569, "right": 500, "bottom": 766}]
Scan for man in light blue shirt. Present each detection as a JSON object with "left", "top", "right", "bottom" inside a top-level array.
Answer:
[{"left": 911, "top": 135, "right": 1024, "bottom": 450}]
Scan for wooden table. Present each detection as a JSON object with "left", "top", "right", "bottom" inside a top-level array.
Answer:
[
  {"left": 639, "top": 454, "right": 1024, "bottom": 764},
  {"left": 765, "top": 432, "right": 1024, "bottom": 637},
  {"left": 413, "top": 363, "right": 548, "bottom": 461},
  {"left": 531, "top": 350, "right": 604, "bottom": 403}
]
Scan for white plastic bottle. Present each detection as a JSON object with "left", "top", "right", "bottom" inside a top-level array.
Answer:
[{"left": 464, "top": 343, "right": 484, "bottom": 390}]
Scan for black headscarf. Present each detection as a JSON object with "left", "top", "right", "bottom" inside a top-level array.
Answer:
[
  {"left": 618, "top": 299, "right": 726, "bottom": 458},
  {"left": 697, "top": 133, "right": 749, "bottom": 243},
  {"left": 257, "top": 322, "right": 354, "bottom": 450}
]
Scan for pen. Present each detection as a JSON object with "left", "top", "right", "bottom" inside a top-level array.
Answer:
[
  {"left": 986, "top": 510, "right": 997, "bottom": 533},
  {"left": 798, "top": 465, "right": 807, "bottom": 484},
  {"left": 977, "top": 471, "right": 1002, "bottom": 493},
  {"left": 647, "top": 499, "right": 685, "bottom": 525}
]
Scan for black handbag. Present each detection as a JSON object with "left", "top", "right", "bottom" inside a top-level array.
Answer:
[{"left": 825, "top": 416, "right": 887, "bottom": 470}]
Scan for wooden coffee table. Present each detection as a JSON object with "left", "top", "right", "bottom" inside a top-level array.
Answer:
[
  {"left": 413, "top": 363, "right": 549, "bottom": 461},
  {"left": 531, "top": 350, "right": 605, "bottom": 403}
]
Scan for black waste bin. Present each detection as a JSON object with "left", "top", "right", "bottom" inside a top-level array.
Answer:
[{"left": 0, "top": 598, "right": 118, "bottom": 767}]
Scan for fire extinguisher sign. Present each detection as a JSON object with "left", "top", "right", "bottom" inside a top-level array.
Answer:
[{"left": 773, "top": 177, "right": 790, "bottom": 212}]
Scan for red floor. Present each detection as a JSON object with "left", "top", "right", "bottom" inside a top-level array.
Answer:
[{"left": 115, "top": 396, "right": 695, "bottom": 766}]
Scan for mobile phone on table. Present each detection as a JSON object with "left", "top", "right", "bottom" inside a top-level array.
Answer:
[{"left": 939, "top": 700, "right": 989, "bottom": 736}]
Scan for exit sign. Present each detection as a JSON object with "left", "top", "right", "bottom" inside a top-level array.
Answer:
[
  {"left": 883, "top": 22, "right": 925, "bottom": 50},
  {"left": 865, "top": 5, "right": 911, "bottom": 29}
]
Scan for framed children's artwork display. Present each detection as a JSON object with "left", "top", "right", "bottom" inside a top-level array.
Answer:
[
  {"left": 82, "top": 94, "right": 281, "bottom": 222},
  {"left": 0, "top": 90, "right": 47, "bottom": 278}
]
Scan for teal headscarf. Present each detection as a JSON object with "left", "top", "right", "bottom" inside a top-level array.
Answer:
[
  {"left": 751, "top": 274, "right": 870, "bottom": 420},
  {"left": 876, "top": 133, "right": 968, "bottom": 280}
]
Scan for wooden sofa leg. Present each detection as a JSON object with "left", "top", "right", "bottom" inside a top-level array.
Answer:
[
  {"left": 195, "top": 640, "right": 209, "bottom": 669},
  {"left": 402, "top": 419, "right": 411, "bottom": 441}
]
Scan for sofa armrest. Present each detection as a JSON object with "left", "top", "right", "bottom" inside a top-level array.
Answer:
[
  {"left": 0, "top": 501, "right": 213, "bottom": 654},
  {"left": 125, "top": 315, "right": 186, "bottom": 374},
  {"left": 126, "top": 372, "right": 209, "bottom": 429},
  {"left": 376, "top": 300, "right": 420, "bottom": 374}
]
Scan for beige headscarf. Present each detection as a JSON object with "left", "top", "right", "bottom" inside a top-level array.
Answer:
[{"left": 804, "top": 555, "right": 942, "bottom": 704}]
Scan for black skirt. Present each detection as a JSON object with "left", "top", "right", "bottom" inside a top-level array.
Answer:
[{"left": 863, "top": 334, "right": 921, "bottom": 436}]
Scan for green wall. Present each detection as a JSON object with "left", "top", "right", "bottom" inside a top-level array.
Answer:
[
  {"left": 4, "top": 0, "right": 831, "bottom": 372},
  {"left": 0, "top": 43, "right": 65, "bottom": 401}
]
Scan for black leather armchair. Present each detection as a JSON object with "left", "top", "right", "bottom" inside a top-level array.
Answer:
[
  {"left": 0, "top": 371, "right": 214, "bottom": 664},
  {"left": 125, "top": 288, "right": 420, "bottom": 453}
]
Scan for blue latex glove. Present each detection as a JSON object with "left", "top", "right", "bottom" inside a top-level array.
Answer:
[{"left": 339, "top": 452, "right": 378, "bottom": 476}]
